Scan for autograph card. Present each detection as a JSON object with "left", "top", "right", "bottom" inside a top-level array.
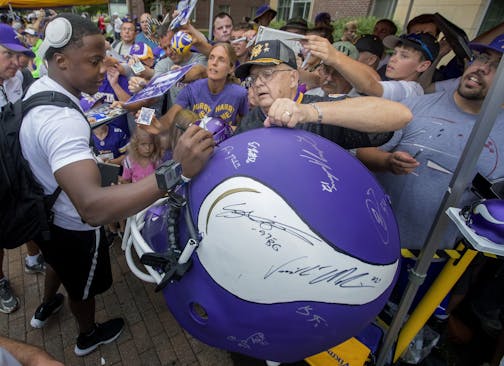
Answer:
[
  {"left": 131, "top": 61, "right": 146, "bottom": 75},
  {"left": 137, "top": 107, "right": 155, "bottom": 126}
]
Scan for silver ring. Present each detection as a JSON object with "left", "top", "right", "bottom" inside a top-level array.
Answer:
[{"left": 283, "top": 111, "right": 292, "bottom": 117}]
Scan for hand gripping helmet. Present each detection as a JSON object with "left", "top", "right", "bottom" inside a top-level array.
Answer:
[
  {"left": 465, "top": 199, "right": 504, "bottom": 244},
  {"left": 195, "top": 116, "right": 233, "bottom": 145},
  {"left": 139, "top": 128, "right": 400, "bottom": 362}
]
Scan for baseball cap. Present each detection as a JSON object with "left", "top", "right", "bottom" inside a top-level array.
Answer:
[
  {"left": 470, "top": 34, "right": 504, "bottom": 55},
  {"left": 383, "top": 32, "right": 440, "bottom": 61},
  {"left": 0, "top": 23, "right": 35, "bottom": 57},
  {"left": 80, "top": 93, "right": 106, "bottom": 112},
  {"left": 129, "top": 42, "right": 153, "bottom": 60},
  {"left": 22, "top": 28, "right": 39, "bottom": 37},
  {"left": 280, "top": 17, "right": 308, "bottom": 33},
  {"left": 235, "top": 40, "right": 297, "bottom": 79},
  {"left": 355, "top": 34, "right": 384, "bottom": 58},
  {"left": 254, "top": 5, "right": 277, "bottom": 22},
  {"left": 315, "top": 12, "right": 331, "bottom": 24},
  {"left": 332, "top": 41, "right": 359, "bottom": 60}
]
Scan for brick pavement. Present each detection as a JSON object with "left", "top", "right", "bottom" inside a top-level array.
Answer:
[{"left": 0, "top": 240, "right": 235, "bottom": 366}]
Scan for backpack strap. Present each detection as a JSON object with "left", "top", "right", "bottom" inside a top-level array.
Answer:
[
  {"left": 22, "top": 91, "right": 86, "bottom": 119},
  {"left": 22, "top": 91, "right": 87, "bottom": 219}
]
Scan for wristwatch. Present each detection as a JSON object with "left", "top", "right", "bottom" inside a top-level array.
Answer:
[{"left": 155, "top": 160, "right": 182, "bottom": 191}]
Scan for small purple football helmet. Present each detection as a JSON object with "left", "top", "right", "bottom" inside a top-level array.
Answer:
[
  {"left": 195, "top": 116, "right": 233, "bottom": 145},
  {"left": 466, "top": 199, "right": 504, "bottom": 244}
]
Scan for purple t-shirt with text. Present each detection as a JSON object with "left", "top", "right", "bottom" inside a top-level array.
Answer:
[{"left": 175, "top": 78, "right": 248, "bottom": 126}]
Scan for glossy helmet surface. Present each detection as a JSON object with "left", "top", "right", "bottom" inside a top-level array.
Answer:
[
  {"left": 195, "top": 116, "right": 233, "bottom": 145},
  {"left": 466, "top": 199, "right": 504, "bottom": 244},
  {"left": 171, "top": 30, "right": 192, "bottom": 55},
  {"left": 143, "top": 128, "right": 401, "bottom": 362}
]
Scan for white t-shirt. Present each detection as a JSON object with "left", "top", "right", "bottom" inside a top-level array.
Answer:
[
  {"left": 19, "top": 76, "right": 95, "bottom": 231},
  {"left": 0, "top": 70, "right": 23, "bottom": 107},
  {"left": 381, "top": 80, "right": 424, "bottom": 101},
  {"left": 348, "top": 80, "right": 424, "bottom": 102}
]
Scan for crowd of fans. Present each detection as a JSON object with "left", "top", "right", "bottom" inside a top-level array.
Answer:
[{"left": 0, "top": 5, "right": 504, "bottom": 366}]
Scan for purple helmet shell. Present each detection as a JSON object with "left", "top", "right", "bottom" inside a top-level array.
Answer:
[
  {"left": 467, "top": 199, "right": 504, "bottom": 244},
  {"left": 195, "top": 116, "right": 233, "bottom": 145},
  {"left": 143, "top": 128, "right": 400, "bottom": 362}
]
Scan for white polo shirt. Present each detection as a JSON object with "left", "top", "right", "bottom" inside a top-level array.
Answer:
[
  {"left": 19, "top": 76, "right": 95, "bottom": 231},
  {"left": 0, "top": 70, "right": 23, "bottom": 107}
]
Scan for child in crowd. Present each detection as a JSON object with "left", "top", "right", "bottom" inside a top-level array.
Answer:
[
  {"left": 92, "top": 124, "right": 129, "bottom": 166},
  {"left": 120, "top": 128, "right": 162, "bottom": 184}
]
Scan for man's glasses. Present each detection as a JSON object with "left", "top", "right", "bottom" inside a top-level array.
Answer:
[
  {"left": 402, "top": 33, "right": 435, "bottom": 61},
  {"left": 245, "top": 69, "right": 291, "bottom": 87},
  {"left": 471, "top": 52, "right": 501, "bottom": 71}
]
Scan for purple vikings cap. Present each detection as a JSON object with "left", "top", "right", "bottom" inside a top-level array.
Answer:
[
  {"left": 79, "top": 93, "right": 106, "bottom": 112},
  {"left": 0, "top": 23, "right": 35, "bottom": 57},
  {"left": 129, "top": 42, "right": 154, "bottom": 60},
  {"left": 469, "top": 34, "right": 504, "bottom": 55},
  {"left": 254, "top": 5, "right": 277, "bottom": 22}
]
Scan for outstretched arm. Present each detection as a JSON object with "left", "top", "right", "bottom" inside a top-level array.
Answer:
[
  {"left": 55, "top": 125, "right": 214, "bottom": 226},
  {"left": 0, "top": 335, "right": 64, "bottom": 366},
  {"left": 301, "top": 35, "right": 383, "bottom": 96},
  {"left": 265, "top": 96, "right": 412, "bottom": 133}
]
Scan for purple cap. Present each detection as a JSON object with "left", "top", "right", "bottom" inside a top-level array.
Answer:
[
  {"left": 254, "top": 5, "right": 277, "bottom": 22},
  {"left": 469, "top": 34, "right": 504, "bottom": 55},
  {"left": 79, "top": 93, "right": 106, "bottom": 112},
  {"left": 0, "top": 24, "right": 35, "bottom": 57},
  {"left": 129, "top": 42, "right": 154, "bottom": 60}
]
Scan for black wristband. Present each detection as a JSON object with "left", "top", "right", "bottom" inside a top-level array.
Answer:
[{"left": 155, "top": 160, "right": 182, "bottom": 191}]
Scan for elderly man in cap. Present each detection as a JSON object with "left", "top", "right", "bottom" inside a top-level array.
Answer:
[
  {"left": 302, "top": 32, "right": 439, "bottom": 101},
  {"left": 253, "top": 5, "right": 277, "bottom": 27},
  {"left": 0, "top": 23, "right": 47, "bottom": 315},
  {"left": 234, "top": 39, "right": 412, "bottom": 150},
  {"left": 356, "top": 34, "right": 504, "bottom": 249}
]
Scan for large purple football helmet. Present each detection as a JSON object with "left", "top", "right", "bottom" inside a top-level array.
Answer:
[{"left": 134, "top": 128, "right": 400, "bottom": 363}]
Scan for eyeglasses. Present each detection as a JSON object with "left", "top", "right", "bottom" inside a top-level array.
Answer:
[
  {"left": 402, "top": 33, "right": 435, "bottom": 61},
  {"left": 245, "top": 69, "right": 291, "bottom": 87},
  {"left": 471, "top": 53, "right": 501, "bottom": 71}
]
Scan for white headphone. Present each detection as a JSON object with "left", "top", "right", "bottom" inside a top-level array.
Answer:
[
  {"left": 38, "top": 17, "right": 73, "bottom": 60},
  {"left": 45, "top": 17, "right": 73, "bottom": 48}
]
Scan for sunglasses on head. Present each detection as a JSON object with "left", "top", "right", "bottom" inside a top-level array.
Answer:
[{"left": 401, "top": 33, "right": 434, "bottom": 61}]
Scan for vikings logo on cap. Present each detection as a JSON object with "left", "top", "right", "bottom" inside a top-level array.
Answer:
[
  {"left": 129, "top": 42, "right": 154, "bottom": 60},
  {"left": 171, "top": 31, "right": 192, "bottom": 55},
  {"left": 140, "top": 128, "right": 401, "bottom": 362}
]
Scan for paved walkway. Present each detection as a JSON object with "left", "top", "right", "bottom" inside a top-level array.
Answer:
[{"left": 1, "top": 240, "right": 235, "bottom": 366}]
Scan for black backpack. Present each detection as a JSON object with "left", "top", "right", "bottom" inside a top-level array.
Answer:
[{"left": 0, "top": 91, "right": 84, "bottom": 249}]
